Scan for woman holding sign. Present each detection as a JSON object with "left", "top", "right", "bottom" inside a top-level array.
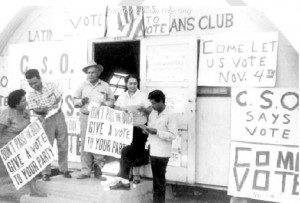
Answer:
[
  {"left": 0, "top": 89, "right": 47, "bottom": 197},
  {"left": 110, "top": 74, "right": 152, "bottom": 190}
]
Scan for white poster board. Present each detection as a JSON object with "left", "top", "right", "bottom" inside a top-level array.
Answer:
[
  {"left": 228, "top": 88, "right": 299, "bottom": 202},
  {"left": 144, "top": 6, "right": 170, "bottom": 36},
  {"left": 84, "top": 106, "right": 133, "bottom": 158},
  {"left": 146, "top": 43, "right": 187, "bottom": 82},
  {"left": 0, "top": 120, "right": 55, "bottom": 190},
  {"left": 228, "top": 142, "right": 298, "bottom": 203},
  {"left": 198, "top": 32, "right": 278, "bottom": 87},
  {"left": 231, "top": 88, "right": 299, "bottom": 145}
]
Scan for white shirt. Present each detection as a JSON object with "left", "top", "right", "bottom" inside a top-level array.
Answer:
[
  {"left": 147, "top": 107, "right": 178, "bottom": 157},
  {"left": 73, "top": 79, "right": 115, "bottom": 114},
  {"left": 115, "top": 89, "right": 151, "bottom": 125}
]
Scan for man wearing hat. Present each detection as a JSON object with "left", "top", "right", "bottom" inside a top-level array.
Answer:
[{"left": 73, "top": 60, "right": 115, "bottom": 180}]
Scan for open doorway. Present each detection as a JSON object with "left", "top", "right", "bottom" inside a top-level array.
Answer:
[{"left": 94, "top": 41, "right": 140, "bottom": 98}]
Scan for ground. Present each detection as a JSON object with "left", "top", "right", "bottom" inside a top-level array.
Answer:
[{"left": 0, "top": 163, "right": 231, "bottom": 203}]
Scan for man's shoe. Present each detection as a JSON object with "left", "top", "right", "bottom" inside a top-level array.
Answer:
[
  {"left": 109, "top": 181, "right": 130, "bottom": 190},
  {"left": 94, "top": 165, "right": 106, "bottom": 181},
  {"left": 95, "top": 175, "right": 107, "bottom": 181},
  {"left": 133, "top": 175, "right": 141, "bottom": 184},
  {"left": 76, "top": 174, "right": 91, "bottom": 179},
  {"left": 133, "top": 179, "right": 140, "bottom": 184},
  {"left": 62, "top": 171, "right": 72, "bottom": 178},
  {"left": 42, "top": 174, "right": 50, "bottom": 181}
]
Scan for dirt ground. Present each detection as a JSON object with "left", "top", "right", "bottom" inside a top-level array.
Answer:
[{"left": 0, "top": 163, "right": 231, "bottom": 203}]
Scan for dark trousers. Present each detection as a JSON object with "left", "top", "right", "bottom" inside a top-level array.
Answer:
[
  {"left": 150, "top": 156, "right": 169, "bottom": 203},
  {"left": 118, "top": 126, "right": 149, "bottom": 180}
]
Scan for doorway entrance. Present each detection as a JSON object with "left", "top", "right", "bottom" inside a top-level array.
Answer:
[{"left": 94, "top": 41, "right": 140, "bottom": 97}]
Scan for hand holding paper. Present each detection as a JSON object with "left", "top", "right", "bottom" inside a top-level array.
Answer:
[
  {"left": 45, "top": 98, "right": 63, "bottom": 119},
  {"left": 145, "top": 127, "right": 157, "bottom": 134}
]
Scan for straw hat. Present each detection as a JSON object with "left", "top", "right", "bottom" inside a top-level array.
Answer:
[{"left": 82, "top": 60, "right": 104, "bottom": 73}]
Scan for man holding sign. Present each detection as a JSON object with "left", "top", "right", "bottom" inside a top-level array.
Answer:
[
  {"left": 73, "top": 60, "right": 115, "bottom": 181},
  {"left": 25, "top": 69, "right": 71, "bottom": 181}
]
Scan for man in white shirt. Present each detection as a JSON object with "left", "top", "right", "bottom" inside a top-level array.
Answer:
[{"left": 144, "top": 90, "right": 178, "bottom": 203}]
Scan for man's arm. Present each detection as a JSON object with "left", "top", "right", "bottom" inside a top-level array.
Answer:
[
  {"left": 73, "top": 85, "right": 85, "bottom": 108},
  {"left": 146, "top": 114, "right": 178, "bottom": 142},
  {"left": 73, "top": 97, "right": 89, "bottom": 108},
  {"left": 102, "top": 84, "right": 115, "bottom": 108}
]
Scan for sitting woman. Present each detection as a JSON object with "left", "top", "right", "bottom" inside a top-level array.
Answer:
[
  {"left": 110, "top": 74, "right": 151, "bottom": 190},
  {"left": 0, "top": 89, "right": 47, "bottom": 197}
]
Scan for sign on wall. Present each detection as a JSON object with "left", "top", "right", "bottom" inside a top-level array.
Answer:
[
  {"left": 0, "top": 120, "right": 55, "bottom": 190},
  {"left": 146, "top": 43, "right": 188, "bottom": 82},
  {"left": 231, "top": 88, "right": 299, "bottom": 145},
  {"left": 27, "top": 7, "right": 106, "bottom": 42},
  {"left": 229, "top": 142, "right": 298, "bottom": 202},
  {"left": 84, "top": 105, "right": 133, "bottom": 158},
  {"left": 166, "top": 94, "right": 186, "bottom": 114},
  {"left": 198, "top": 32, "right": 278, "bottom": 87},
  {"left": 228, "top": 88, "right": 299, "bottom": 202},
  {"left": 144, "top": 6, "right": 170, "bottom": 36}
]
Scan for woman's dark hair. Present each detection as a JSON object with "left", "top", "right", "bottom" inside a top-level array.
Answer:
[
  {"left": 124, "top": 74, "right": 140, "bottom": 85},
  {"left": 7, "top": 89, "right": 26, "bottom": 108},
  {"left": 25, "top": 69, "right": 41, "bottom": 79},
  {"left": 148, "top": 90, "right": 165, "bottom": 103}
]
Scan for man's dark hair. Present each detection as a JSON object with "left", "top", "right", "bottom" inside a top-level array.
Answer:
[
  {"left": 148, "top": 90, "right": 165, "bottom": 103},
  {"left": 124, "top": 74, "right": 140, "bottom": 85},
  {"left": 7, "top": 89, "right": 26, "bottom": 108},
  {"left": 25, "top": 69, "right": 41, "bottom": 79}
]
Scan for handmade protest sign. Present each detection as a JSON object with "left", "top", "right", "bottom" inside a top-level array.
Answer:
[
  {"left": 231, "top": 88, "right": 299, "bottom": 145},
  {"left": 0, "top": 120, "right": 55, "bottom": 190},
  {"left": 84, "top": 105, "right": 133, "bottom": 158},
  {"left": 228, "top": 142, "right": 299, "bottom": 202},
  {"left": 228, "top": 88, "right": 299, "bottom": 202},
  {"left": 197, "top": 32, "right": 278, "bottom": 87}
]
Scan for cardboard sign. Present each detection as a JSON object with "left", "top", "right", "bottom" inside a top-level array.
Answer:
[
  {"left": 231, "top": 88, "right": 299, "bottom": 146},
  {"left": 144, "top": 6, "right": 170, "bottom": 36},
  {"left": 84, "top": 106, "right": 133, "bottom": 158},
  {"left": 0, "top": 120, "right": 55, "bottom": 190},
  {"left": 198, "top": 32, "right": 278, "bottom": 87},
  {"left": 229, "top": 88, "right": 299, "bottom": 202},
  {"left": 228, "top": 142, "right": 299, "bottom": 202},
  {"left": 146, "top": 43, "right": 187, "bottom": 82}
]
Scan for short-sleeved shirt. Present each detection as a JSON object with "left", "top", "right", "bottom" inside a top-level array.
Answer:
[
  {"left": 73, "top": 79, "right": 115, "bottom": 114},
  {"left": 27, "top": 81, "right": 62, "bottom": 111},
  {"left": 115, "top": 89, "right": 151, "bottom": 125},
  {"left": 0, "top": 108, "right": 30, "bottom": 145}
]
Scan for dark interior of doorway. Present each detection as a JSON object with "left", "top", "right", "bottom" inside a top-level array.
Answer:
[{"left": 94, "top": 41, "right": 140, "bottom": 86}]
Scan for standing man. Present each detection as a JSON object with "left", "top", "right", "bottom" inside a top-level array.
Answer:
[
  {"left": 25, "top": 69, "right": 71, "bottom": 181},
  {"left": 73, "top": 60, "right": 115, "bottom": 181},
  {"left": 141, "top": 90, "right": 178, "bottom": 203}
]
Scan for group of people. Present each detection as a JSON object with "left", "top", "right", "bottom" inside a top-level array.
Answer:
[{"left": 0, "top": 60, "right": 178, "bottom": 203}]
